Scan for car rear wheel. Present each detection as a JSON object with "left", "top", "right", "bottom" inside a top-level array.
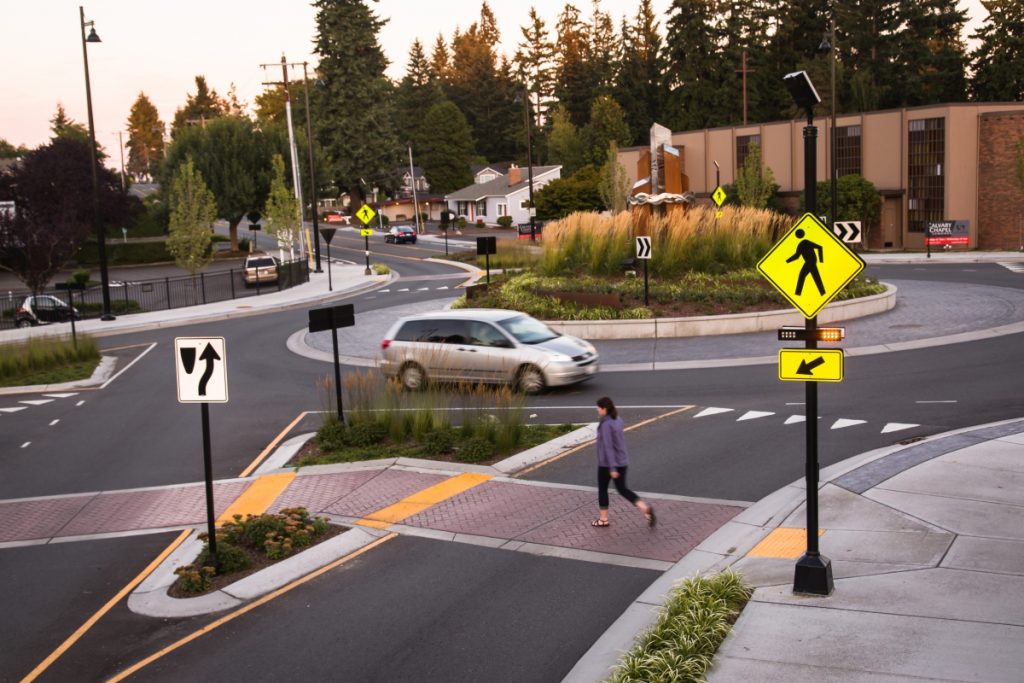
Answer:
[
  {"left": 516, "top": 365, "right": 545, "bottom": 395},
  {"left": 400, "top": 363, "right": 426, "bottom": 391},
  {"left": 15, "top": 319, "right": 31, "bottom": 328}
]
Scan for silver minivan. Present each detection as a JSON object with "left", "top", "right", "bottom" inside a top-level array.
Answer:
[{"left": 380, "top": 309, "right": 599, "bottom": 393}]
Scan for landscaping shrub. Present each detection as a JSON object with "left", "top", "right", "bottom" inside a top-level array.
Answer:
[
  {"left": 195, "top": 541, "right": 250, "bottom": 574},
  {"left": 174, "top": 563, "right": 216, "bottom": 593},
  {"left": 346, "top": 420, "right": 389, "bottom": 448},
  {"left": 423, "top": 429, "right": 455, "bottom": 455},
  {"left": 317, "top": 417, "right": 347, "bottom": 452},
  {"left": 220, "top": 508, "right": 329, "bottom": 561},
  {"left": 457, "top": 436, "right": 494, "bottom": 463},
  {"left": 0, "top": 335, "right": 99, "bottom": 382},
  {"left": 497, "top": 215, "right": 513, "bottom": 228}
]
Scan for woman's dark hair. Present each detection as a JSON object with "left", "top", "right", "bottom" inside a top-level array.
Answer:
[{"left": 596, "top": 396, "right": 618, "bottom": 419}]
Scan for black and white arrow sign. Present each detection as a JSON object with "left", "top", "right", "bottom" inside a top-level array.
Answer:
[
  {"left": 174, "top": 337, "right": 228, "bottom": 403},
  {"left": 635, "top": 235, "right": 652, "bottom": 260},
  {"left": 833, "top": 221, "right": 861, "bottom": 243}
]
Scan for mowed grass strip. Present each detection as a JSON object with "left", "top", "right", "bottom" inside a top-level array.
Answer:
[{"left": 0, "top": 335, "right": 100, "bottom": 387}]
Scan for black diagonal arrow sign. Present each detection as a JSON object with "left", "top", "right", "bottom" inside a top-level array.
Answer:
[
  {"left": 197, "top": 343, "right": 221, "bottom": 396},
  {"left": 796, "top": 356, "right": 826, "bottom": 375}
]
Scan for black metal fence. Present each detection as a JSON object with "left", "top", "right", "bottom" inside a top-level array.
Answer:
[{"left": 0, "top": 258, "right": 309, "bottom": 330}]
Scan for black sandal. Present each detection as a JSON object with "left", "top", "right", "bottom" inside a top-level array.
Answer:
[
  {"left": 645, "top": 506, "right": 657, "bottom": 528},
  {"left": 592, "top": 519, "right": 610, "bottom": 527}
]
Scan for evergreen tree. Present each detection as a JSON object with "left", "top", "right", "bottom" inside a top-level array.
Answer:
[
  {"left": 663, "top": 0, "right": 733, "bottom": 130},
  {"left": 896, "top": 0, "right": 969, "bottom": 106},
  {"left": 588, "top": 1, "right": 619, "bottom": 93},
  {"left": 263, "top": 154, "right": 301, "bottom": 259},
  {"left": 837, "top": 0, "right": 903, "bottom": 110},
  {"left": 546, "top": 105, "right": 585, "bottom": 176},
  {"left": 514, "top": 8, "right": 557, "bottom": 129},
  {"left": 417, "top": 102, "right": 475, "bottom": 194},
  {"left": 581, "top": 95, "right": 631, "bottom": 167},
  {"left": 49, "top": 103, "right": 91, "bottom": 146},
  {"left": 313, "top": 0, "right": 401, "bottom": 202},
  {"left": 167, "top": 156, "right": 216, "bottom": 279},
  {"left": 171, "top": 76, "right": 227, "bottom": 138},
  {"left": 615, "top": 0, "right": 666, "bottom": 145},
  {"left": 445, "top": 3, "right": 519, "bottom": 161},
  {"left": 430, "top": 34, "right": 451, "bottom": 84},
  {"left": 394, "top": 39, "right": 446, "bottom": 150},
  {"left": 970, "top": 0, "right": 1024, "bottom": 101},
  {"left": 0, "top": 139, "right": 28, "bottom": 159},
  {"left": 765, "top": 0, "right": 830, "bottom": 118},
  {"left": 125, "top": 93, "right": 165, "bottom": 181},
  {"left": 554, "top": 3, "right": 601, "bottom": 127}
]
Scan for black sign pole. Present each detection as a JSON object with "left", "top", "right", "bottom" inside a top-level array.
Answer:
[
  {"left": 201, "top": 402, "right": 219, "bottom": 570},
  {"left": 326, "top": 241, "right": 333, "bottom": 291},
  {"left": 643, "top": 258, "right": 650, "bottom": 306},
  {"left": 485, "top": 251, "right": 491, "bottom": 284},
  {"left": 364, "top": 233, "right": 371, "bottom": 276},
  {"left": 444, "top": 226, "right": 449, "bottom": 256},
  {"left": 794, "top": 111, "right": 833, "bottom": 596},
  {"left": 329, "top": 307, "right": 344, "bottom": 423},
  {"left": 926, "top": 224, "right": 932, "bottom": 259}
]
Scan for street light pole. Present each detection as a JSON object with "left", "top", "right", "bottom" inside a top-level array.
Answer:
[
  {"left": 408, "top": 143, "right": 421, "bottom": 234},
  {"left": 300, "top": 62, "right": 322, "bottom": 272},
  {"left": 819, "top": 16, "right": 838, "bottom": 231},
  {"left": 519, "top": 86, "right": 536, "bottom": 242},
  {"left": 80, "top": 5, "right": 114, "bottom": 321}
]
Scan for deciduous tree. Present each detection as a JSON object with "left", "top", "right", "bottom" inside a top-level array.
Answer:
[
  {"left": 598, "top": 142, "right": 631, "bottom": 213},
  {"left": 263, "top": 154, "right": 301, "bottom": 259},
  {"left": 546, "top": 105, "right": 585, "bottom": 176},
  {"left": 580, "top": 95, "right": 631, "bottom": 167},
  {"left": 166, "top": 156, "right": 216, "bottom": 279},
  {"left": 734, "top": 142, "right": 776, "bottom": 209}
]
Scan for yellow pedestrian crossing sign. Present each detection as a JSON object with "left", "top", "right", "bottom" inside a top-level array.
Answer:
[
  {"left": 757, "top": 213, "right": 865, "bottom": 319},
  {"left": 712, "top": 186, "right": 727, "bottom": 207},
  {"left": 356, "top": 204, "right": 377, "bottom": 225},
  {"left": 779, "top": 348, "right": 844, "bottom": 382}
]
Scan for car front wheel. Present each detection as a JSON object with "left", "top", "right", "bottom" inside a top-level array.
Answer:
[{"left": 516, "top": 365, "right": 545, "bottom": 394}]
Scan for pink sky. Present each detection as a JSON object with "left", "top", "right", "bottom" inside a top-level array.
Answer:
[{"left": 1, "top": 1, "right": 989, "bottom": 161}]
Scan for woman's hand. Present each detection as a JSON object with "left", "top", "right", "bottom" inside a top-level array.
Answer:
[{"left": 610, "top": 470, "right": 620, "bottom": 479}]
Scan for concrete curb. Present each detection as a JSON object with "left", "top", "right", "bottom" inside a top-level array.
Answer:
[
  {"left": 547, "top": 284, "right": 896, "bottom": 340},
  {"left": 562, "top": 415, "right": 1024, "bottom": 682},
  {"left": 127, "top": 525, "right": 387, "bottom": 618},
  {"left": 0, "top": 354, "right": 116, "bottom": 396}
]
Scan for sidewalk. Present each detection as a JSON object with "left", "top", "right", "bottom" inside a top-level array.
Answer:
[{"left": 566, "top": 417, "right": 1024, "bottom": 682}]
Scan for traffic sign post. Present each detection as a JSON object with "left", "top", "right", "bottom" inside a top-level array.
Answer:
[
  {"left": 308, "top": 304, "right": 355, "bottom": 424},
  {"left": 356, "top": 205, "right": 377, "bottom": 275},
  {"left": 319, "top": 227, "right": 336, "bottom": 291},
  {"left": 174, "top": 337, "right": 229, "bottom": 571},
  {"left": 635, "top": 235, "right": 652, "bottom": 305},
  {"left": 55, "top": 281, "right": 85, "bottom": 351}
]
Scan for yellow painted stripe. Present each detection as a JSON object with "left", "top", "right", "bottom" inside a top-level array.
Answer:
[
  {"left": 356, "top": 472, "right": 492, "bottom": 528},
  {"left": 106, "top": 533, "right": 398, "bottom": 683},
  {"left": 216, "top": 472, "right": 296, "bottom": 525},
  {"left": 21, "top": 529, "right": 192, "bottom": 683},
  {"left": 515, "top": 405, "right": 695, "bottom": 477},
  {"left": 747, "top": 527, "right": 826, "bottom": 559},
  {"left": 237, "top": 411, "right": 308, "bottom": 478}
]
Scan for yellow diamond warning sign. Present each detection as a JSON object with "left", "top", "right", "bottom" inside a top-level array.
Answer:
[
  {"left": 778, "top": 348, "right": 844, "bottom": 383},
  {"left": 355, "top": 204, "right": 377, "bottom": 225},
  {"left": 757, "top": 213, "right": 865, "bottom": 319},
  {"left": 712, "top": 186, "right": 727, "bottom": 207}
]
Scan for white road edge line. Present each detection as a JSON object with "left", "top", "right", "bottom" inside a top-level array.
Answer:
[
  {"left": 100, "top": 342, "right": 158, "bottom": 389},
  {"left": 915, "top": 400, "right": 958, "bottom": 404}
]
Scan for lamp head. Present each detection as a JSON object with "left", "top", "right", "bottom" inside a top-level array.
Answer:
[
  {"left": 783, "top": 71, "right": 821, "bottom": 112},
  {"left": 86, "top": 27, "right": 101, "bottom": 43},
  {"left": 817, "top": 33, "right": 831, "bottom": 53}
]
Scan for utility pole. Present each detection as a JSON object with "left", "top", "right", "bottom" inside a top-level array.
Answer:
[
  {"left": 300, "top": 62, "right": 322, "bottom": 272},
  {"left": 114, "top": 131, "right": 126, "bottom": 191},
  {"left": 408, "top": 143, "right": 421, "bottom": 234},
  {"left": 261, "top": 55, "right": 306, "bottom": 262}
]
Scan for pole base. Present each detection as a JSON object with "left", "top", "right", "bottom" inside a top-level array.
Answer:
[
  {"left": 794, "top": 552, "right": 834, "bottom": 595},
  {"left": 100, "top": 314, "right": 116, "bottom": 322},
  {"left": 364, "top": 267, "right": 372, "bottom": 276}
]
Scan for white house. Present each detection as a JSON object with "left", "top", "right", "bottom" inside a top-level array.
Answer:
[{"left": 445, "top": 165, "right": 562, "bottom": 226}]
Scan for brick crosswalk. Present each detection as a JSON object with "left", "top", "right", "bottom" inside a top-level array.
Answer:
[{"left": 0, "top": 468, "right": 743, "bottom": 565}]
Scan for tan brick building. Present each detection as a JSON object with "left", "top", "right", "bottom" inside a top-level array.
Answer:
[{"left": 619, "top": 103, "right": 1024, "bottom": 250}]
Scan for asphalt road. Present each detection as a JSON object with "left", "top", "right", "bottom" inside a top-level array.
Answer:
[{"left": 3, "top": 260, "right": 1024, "bottom": 681}]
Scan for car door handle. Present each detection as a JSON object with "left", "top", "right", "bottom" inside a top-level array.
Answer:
[{"left": 456, "top": 347, "right": 477, "bottom": 353}]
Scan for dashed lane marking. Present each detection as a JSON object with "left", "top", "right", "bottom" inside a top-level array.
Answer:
[
  {"left": 76, "top": 401, "right": 85, "bottom": 407},
  {"left": 21, "top": 442, "right": 30, "bottom": 448},
  {"left": 49, "top": 419, "right": 59, "bottom": 426}
]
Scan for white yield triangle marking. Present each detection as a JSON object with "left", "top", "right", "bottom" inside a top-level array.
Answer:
[
  {"left": 19, "top": 399, "right": 54, "bottom": 406},
  {"left": 43, "top": 393, "right": 79, "bottom": 398},
  {"left": 784, "top": 415, "right": 806, "bottom": 425},
  {"left": 378, "top": 289, "right": 391, "bottom": 293},
  {"left": 398, "top": 288, "right": 410, "bottom": 292},
  {"left": 881, "top": 422, "right": 919, "bottom": 434},
  {"left": 0, "top": 407, "right": 28, "bottom": 413},
  {"left": 437, "top": 286, "right": 449, "bottom": 290},
  {"left": 694, "top": 407, "right": 734, "bottom": 418},
  {"left": 831, "top": 418, "right": 867, "bottom": 430},
  {"left": 737, "top": 410, "right": 775, "bottom": 421},
  {"left": 417, "top": 287, "right": 430, "bottom": 291}
]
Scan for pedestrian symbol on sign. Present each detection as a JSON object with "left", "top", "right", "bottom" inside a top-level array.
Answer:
[{"left": 786, "top": 229, "right": 825, "bottom": 296}]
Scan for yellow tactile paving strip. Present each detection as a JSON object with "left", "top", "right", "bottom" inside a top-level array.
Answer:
[
  {"left": 747, "top": 527, "right": 826, "bottom": 559},
  {"left": 356, "top": 472, "right": 493, "bottom": 529},
  {"left": 216, "top": 472, "right": 297, "bottom": 525}
]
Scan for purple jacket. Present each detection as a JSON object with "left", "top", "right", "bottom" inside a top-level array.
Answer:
[{"left": 596, "top": 415, "right": 629, "bottom": 468}]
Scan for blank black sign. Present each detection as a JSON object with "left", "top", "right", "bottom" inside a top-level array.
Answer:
[
  {"left": 308, "top": 303, "right": 355, "bottom": 333},
  {"left": 476, "top": 236, "right": 497, "bottom": 255}
]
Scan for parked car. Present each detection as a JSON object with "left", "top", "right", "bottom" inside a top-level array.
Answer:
[
  {"left": 385, "top": 225, "right": 417, "bottom": 244},
  {"left": 14, "top": 295, "right": 81, "bottom": 328},
  {"left": 243, "top": 254, "right": 279, "bottom": 286},
  {"left": 379, "top": 309, "right": 599, "bottom": 393}
]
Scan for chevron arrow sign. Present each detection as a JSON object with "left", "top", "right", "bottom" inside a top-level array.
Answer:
[
  {"left": 635, "top": 235, "right": 652, "bottom": 260},
  {"left": 833, "top": 221, "right": 861, "bottom": 243}
]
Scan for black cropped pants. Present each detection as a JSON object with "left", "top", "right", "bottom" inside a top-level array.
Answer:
[{"left": 597, "top": 466, "right": 639, "bottom": 509}]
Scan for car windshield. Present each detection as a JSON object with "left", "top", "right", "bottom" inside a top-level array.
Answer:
[{"left": 497, "top": 315, "right": 558, "bottom": 344}]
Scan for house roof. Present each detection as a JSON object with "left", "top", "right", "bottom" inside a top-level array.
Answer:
[
  {"left": 398, "top": 166, "right": 426, "bottom": 179},
  {"left": 445, "top": 166, "right": 561, "bottom": 201},
  {"left": 471, "top": 161, "right": 514, "bottom": 177}
]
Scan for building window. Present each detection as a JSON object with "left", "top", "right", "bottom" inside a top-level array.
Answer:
[
  {"left": 456, "top": 201, "right": 470, "bottom": 216},
  {"left": 907, "top": 118, "right": 945, "bottom": 233},
  {"left": 497, "top": 203, "right": 508, "bottom": 217},
  {"left": 476, "top": 200, "right": 487, "bottom": 217},
  {"left": 835, "top": 125, "right": 861, "bottom": 177},
  {"left": 736, "top": 134, "right": 761, "bottom": 169},
  {"left": 520, "top": 199, "right": 530, "bottom": 210}
]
